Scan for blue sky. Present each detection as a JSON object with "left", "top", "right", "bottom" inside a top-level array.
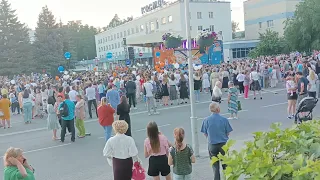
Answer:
[{"left": 10, "top": 0, "right": 245, "bottom": 30}]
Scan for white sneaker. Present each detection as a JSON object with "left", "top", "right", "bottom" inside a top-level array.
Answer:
[
  {"left": 228, "top": 117, "right": 234, "bottom": 120},
  {"left": 154, "top": 112, "right": 160, "bottom": 115},
  {"left": 134, "top": 107, "right": 138, "bottom": 110}
]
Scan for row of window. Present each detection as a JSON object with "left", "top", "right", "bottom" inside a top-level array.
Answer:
[
  {"left": 232, "top": 48, "right": 254, "bottom": 59},
  {"left": 97, "top": 15, "right": 173, "bottom": 45},
  {"left": 98, "top": 47, "right": 152, "bottom": 59},
  {"left": 196, "top": 12, "right": 215, "bottom": 19},
  {"left": 258, "top": 20, "right": 274, "bottom": 28}
]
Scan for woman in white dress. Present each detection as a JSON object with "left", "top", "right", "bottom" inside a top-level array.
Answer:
[{"left": 202, "top": 70, "right": 210, "bottom": 93}]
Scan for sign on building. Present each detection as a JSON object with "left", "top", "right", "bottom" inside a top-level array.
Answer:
[{"left": 141, "top": 0, "right": 166, "bottom": 14}]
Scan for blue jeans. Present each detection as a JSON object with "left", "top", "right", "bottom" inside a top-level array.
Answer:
[
  {"left": 194, "top": 90, "right": 200, "bottom": 101},
  {"left": 103, "top": 126, "right": 112, "bottom": 141},
  {"left": 23, "top": 102, "right": 32, "bottom": 123}
]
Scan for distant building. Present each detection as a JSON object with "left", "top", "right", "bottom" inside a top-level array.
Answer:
[
  {"left": 94, "top": 0, "right": 232, "bottom": 62},
  {"left": 28, "top": 30, "right": 36, "bottom": 43},
  {"left": 244, "top": 0, "right": 301, "bottom": 40}
]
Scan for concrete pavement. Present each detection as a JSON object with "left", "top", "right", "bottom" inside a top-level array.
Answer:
[{"left": 1, "top": 86, "right": 319, "bottom": 180}]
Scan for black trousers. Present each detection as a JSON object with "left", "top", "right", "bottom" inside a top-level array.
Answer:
[
  {"left": 209, "top": 143, "right": 227, "bottom": 180},
  {"left": 239, "top": 81, "right": 244, "bottom": 94},
  {"left": 60, "top": 119, "right": 75, "bottom": 142},
  {"left": 126, "top": 93, "right": 136, "bottom": 108},
  {"left": 58, "top": 117, "right": 71, "bottom": 133},
  {"left": 88, "top": 99, "right": 98, "bottom": 118}
]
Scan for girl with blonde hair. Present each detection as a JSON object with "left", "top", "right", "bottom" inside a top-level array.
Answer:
[
  {"left": 168, "top": 128, "right": 196, "bottom": 180},
  {"left": 307, "top": 69, "right": 318, "bottom": 98},
  {"left": 3, "top": 147, "right": 35, "bottom": 180}
]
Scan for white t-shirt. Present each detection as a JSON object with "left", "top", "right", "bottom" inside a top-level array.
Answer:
[
  {"left": 143, "top": 81, "right": 154, "bottom": 97},
  {"left": 307, "top": 75, "right": 318, "bottom": 92},
  {"left": 250, "top": 71, "right": 260, "bottom": 81},
  {"left": 236, "top": 74, "right": 245, "bottom": 82},
  {"left": 86, "top": 87, "right": 96, "bottom": 100},
  {"left": 69, "top": 90, "right": 79, "bottom": 102}
]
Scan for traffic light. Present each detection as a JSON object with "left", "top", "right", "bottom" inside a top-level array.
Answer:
[{"left": 128, "top": 47, "right": 135, "bottom": 60}]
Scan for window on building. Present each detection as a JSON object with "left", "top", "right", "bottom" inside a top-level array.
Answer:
[
  {"left": 156, "top": 20, "right": 159, "bottom": 29},
  {"left": 127, "top": 29, "right": 130, "bottom": 35},
  {"left": 105, "top": 37, "right": 107, "bottom": 42},
  {"left": 198, "top": 26, "right": 203, "bottom": 31},
  {"left": 197, "top": 12, "right": 202, "bottom": 19},
  {"left": 114, "top": 34, "right": 116, "bottom": 39},
  {"left": 103, "top": 46, "right": 105, "bottom": 51},
  {"left": 131, "top": 28, "right": 134, "bottom": 34},
  {"left": 145, "top": 23, "right": 149, "bottom": 34},
  {"left": 124, "top": 30, "right": 127, "bottom": 37},
  {"left": 120, "top": 32, "right": 123, "bottom": 38},
  {"left": 161, "top": 17, "right": 166, "bottom": 24},
  {"left": 267, "top": 20, "right": 274, "bottom": 27},
  {"left": 209, "top": 12, "right": 214, "bottom": 19},
  {"left": 112, "top": 44, "right": 114, "bottom": 49},
  {"left": 118, "top": 42, "right": 121, "bottom": 48},
  {"left": 103, "top": 38, "right": 105, "bottom": 43},
  {"left": 142, "top": 47, "right": 146, "bottom": 52},
  {"left": 108, "top": 36, "right": 110, "bottom": 41},
  {"left": 106, "top": 46, "right": 108, "bottom": 50},
  {"left": 168, "top": 16, "right": 173, "bottom": 23},
  {"left": 140, "top": 25, "right": 144, "bottom": 31},
  {"left": 150, "top": 22, "right": 155, "bottom": 31},
  {"left": 259, "top": 22, "right": 262, "bottom": 28},
  {"left": 232, "top": 48, "right": 253, "bottom": 59},
  {"left": 109, "top": 45, "right": 111, "bottom": 49},
  {"left": 117, "top": 33, "right": 119, "bottom": 38},
  {"left": 111, "top": 36, "right": 113, "bottom": 41},
  {"left": 209, "top": 25, "right": 215, "bottom": 32},
  {"left": 136, "top": 26, "right": 139, "bottom": 33}
]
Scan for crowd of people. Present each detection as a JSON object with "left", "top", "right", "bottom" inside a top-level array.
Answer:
[{"left": 2, "top": 51, "right": 320, "bottom": 180}]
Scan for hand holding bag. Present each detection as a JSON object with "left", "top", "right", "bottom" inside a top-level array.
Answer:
[{"left": 132, "top": 161, "right": 146, "bottom": 180}]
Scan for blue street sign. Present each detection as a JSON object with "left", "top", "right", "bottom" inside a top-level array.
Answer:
[
  {"left": 125, "top": 59, "right": 131, "bottom": 65},
  {"left": 106, "top": 52, "right": 113, "bottom": 59},
  {"left": 58, "top": 66, "right": 64, "bottom": 72},
  {"left": 155, "top": 52, "right": 161, "bottom": 58},
  {"left": 64, "top": 52, "right": 71, "bottom": 59}
]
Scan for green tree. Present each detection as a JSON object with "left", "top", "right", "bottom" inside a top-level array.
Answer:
[
  {"left": 249, "top": 30, "right": 288, "bottom": 58},
  {"left": 33, "top": 5, "right": 64, "bottom": 74},
  {"left": 232, "top": 21, "right": 239, "bottom": 39},
  {"left": 284, "top": 0, "right": 320, "bottom": 52},
  {"left": 0, "top": 0, "right": 33, "bottom": 75}
]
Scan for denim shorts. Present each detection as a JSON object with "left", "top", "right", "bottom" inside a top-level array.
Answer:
[{"left": 173, "top": 173, "right": 192, "bottom": 180}]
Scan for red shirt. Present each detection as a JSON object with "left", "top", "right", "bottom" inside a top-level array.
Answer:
[{"left": 98, "top": 104, "right": 115, "bottom": 126}]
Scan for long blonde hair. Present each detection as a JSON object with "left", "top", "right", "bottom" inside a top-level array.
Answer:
[
  {"left": 3, "top": 147, "right": 23, "bottom": 166},
  {"left": 309, "top": 69, "right": 316, "bottom": 80},
  {"left": 100, "top": 97, "right": 107, "bottom": 106},
  {"left": 174, "top": 128, "right": 185, "bottom": 152}
]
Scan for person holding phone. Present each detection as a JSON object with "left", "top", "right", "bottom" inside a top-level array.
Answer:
[{"left": 3, "top": 147, "right": 35, "bottom": 180}]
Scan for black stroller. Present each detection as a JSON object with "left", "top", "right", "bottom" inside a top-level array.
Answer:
[{"left": 294, "top": 97, "right": 318, "bottom": 124}]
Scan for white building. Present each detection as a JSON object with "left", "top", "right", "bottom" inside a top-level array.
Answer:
[
  {"left": 244, "top": 0, "right": 301, "bottom": 40},
  {"left": 94, "top": 0, "right": 232, "bottom": 62}
]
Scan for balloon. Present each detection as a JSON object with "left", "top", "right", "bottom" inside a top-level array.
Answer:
[
  {"left": 160, "top": 62, "right": 165, "bottom": 68},
  {"left": 55, "top": 76, "right": 59, "bottom": 80},
  {"left": 95, "top": 72, "right": 99, "bottom": 76},
  {"left": 113, "top": 72, "right": 117, "bottom": 77},
  {"left": 93, "top": 67, "right": 97, "bottom": 71},
  {"left": 156, "top": 68, "right": 161, "bottom": 73},
  {"left": 174, "top": 63, "right": 179, "bottom": 69},
  {"left": 63, "top": 75, "right": 68, "bottom": 80},
  {"left": 64, "top": 71, "right": 68, "bottom": 75},
  {"left": 10, "top": 80, "right": 15, "bottom": 84}
]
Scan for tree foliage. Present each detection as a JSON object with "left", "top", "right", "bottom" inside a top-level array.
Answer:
[
  {"left": 213, "top": 121, "right": 320, "bottom": 180},
  {"left": 249, "top": 30, "right": 289, "bottom": 58},
  {"left": 102, "top": 14, "right": 133, "bottom": 30},
  {"left": 284, "top": 0, "right": 320, "bottom": 52},
  {"left": 33, "top": 5, "right": 64, "bottom": 74},
  {"left": 0, "top": 0, "right": 33, "bottom": 75},
  {"left": 232, "top": 21, "right": 239, "bottom": 39}
]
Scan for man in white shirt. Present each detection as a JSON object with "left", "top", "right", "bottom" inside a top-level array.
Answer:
[
  {"left": 143, "top": 77, "right": 159, "bottom": 116},
  {"left": 68, "top": 86, "right": 79, "bottom": 104},
  {"left": 86, "top": 83, "right": 98, "bottom": 118},
  {"left": 236, "top": 72, "right": 245, "bottom": 95}
]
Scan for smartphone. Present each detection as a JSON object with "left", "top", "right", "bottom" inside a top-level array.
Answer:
[{"left": 23, "top": 158, "right": 26, "bottom": 164}]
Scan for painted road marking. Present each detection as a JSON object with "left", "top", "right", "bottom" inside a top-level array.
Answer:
[
  {"left": 261, "top": 102, "right": 288, "bottom": 108},
  {"left": 97, "top": 123, "right": 171, "bottom": 139}
]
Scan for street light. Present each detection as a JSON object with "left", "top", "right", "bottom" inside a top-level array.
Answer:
[{"left": 184, "top": 0, "right": 199, "bottom": 156}]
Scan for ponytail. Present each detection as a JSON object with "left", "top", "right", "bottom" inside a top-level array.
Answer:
[{"left": 174, "top": 128, "right": 185, "bottom": 152}]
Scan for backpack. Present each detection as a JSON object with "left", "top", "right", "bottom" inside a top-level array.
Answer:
[{"left": 59, "top": 101, "right": 69, "bottom": 117}]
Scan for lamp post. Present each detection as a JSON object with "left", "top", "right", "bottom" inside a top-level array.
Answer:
[{"left": 184, "top": 0, "right": 199, "bottom": 156}]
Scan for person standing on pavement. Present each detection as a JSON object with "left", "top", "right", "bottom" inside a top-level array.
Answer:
[
  {"left": 296, "top": 72, "right": 309, "bottom": 105},
  {"left": 117, "top": 96, "right": 131, "bottom": 136},
  {"left": 168, "top": 128, "right": 196, "bottom": 180},
  {"left": 106, "top": 85, "right": 120, "bottom": 111},
  {"left": 143, "top": 77, "right": 160, "bottom": 116},
  {"left": 75, "top": 95, "right": 86, "bottom": 138},
  {"left": 86, "top": 83, "right": 98, "bottom": 119},
  {"left": 0, "top": 94, "right": 11, "bottom": 129},
  {"left": 98, "top": 97, "right": 115, "bottom": 142},
  {"left": 68, "top": 86, "right": 79, "bottom": 105},
  {"left": 59, "top": 94, "right": 76, "bottom": 143},
  {"left": 201, "top": 102, "right": 233, "bottom": 180},
  {"left": 47, "top": 97, "right": 60, "bottom": 140},
  {"left": 125, "top": 76, "right": 137, "bottom": 109},
  {"left": 22, "top": 90, "right": 33, "bottom": 124}
]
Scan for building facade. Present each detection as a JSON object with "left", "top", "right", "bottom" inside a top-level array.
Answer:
[
  {"left": 244, "top": 0, "right": 301, "bottom": 40},
  {"left": 94, "top": 0, "right": 232, "bottom": 62}
]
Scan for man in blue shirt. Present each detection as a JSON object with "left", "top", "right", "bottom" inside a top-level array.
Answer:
[
  {"left": 106, "top": 85, "right": 120, "bottom": 111},
  {"left": 201, "top": 102, "right": 233, "bottom": 180},
  {"left": 58, "top": 94, "right": 76, "bottom": 143}
]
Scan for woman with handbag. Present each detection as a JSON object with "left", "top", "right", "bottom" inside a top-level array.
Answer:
[{"left": 103, "top": 120, "right": 139, "bottom": 180}]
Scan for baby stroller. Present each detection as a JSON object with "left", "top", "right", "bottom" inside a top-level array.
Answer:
[{"left": 294, "top": 97, "right": 318, "bottom": 124}]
